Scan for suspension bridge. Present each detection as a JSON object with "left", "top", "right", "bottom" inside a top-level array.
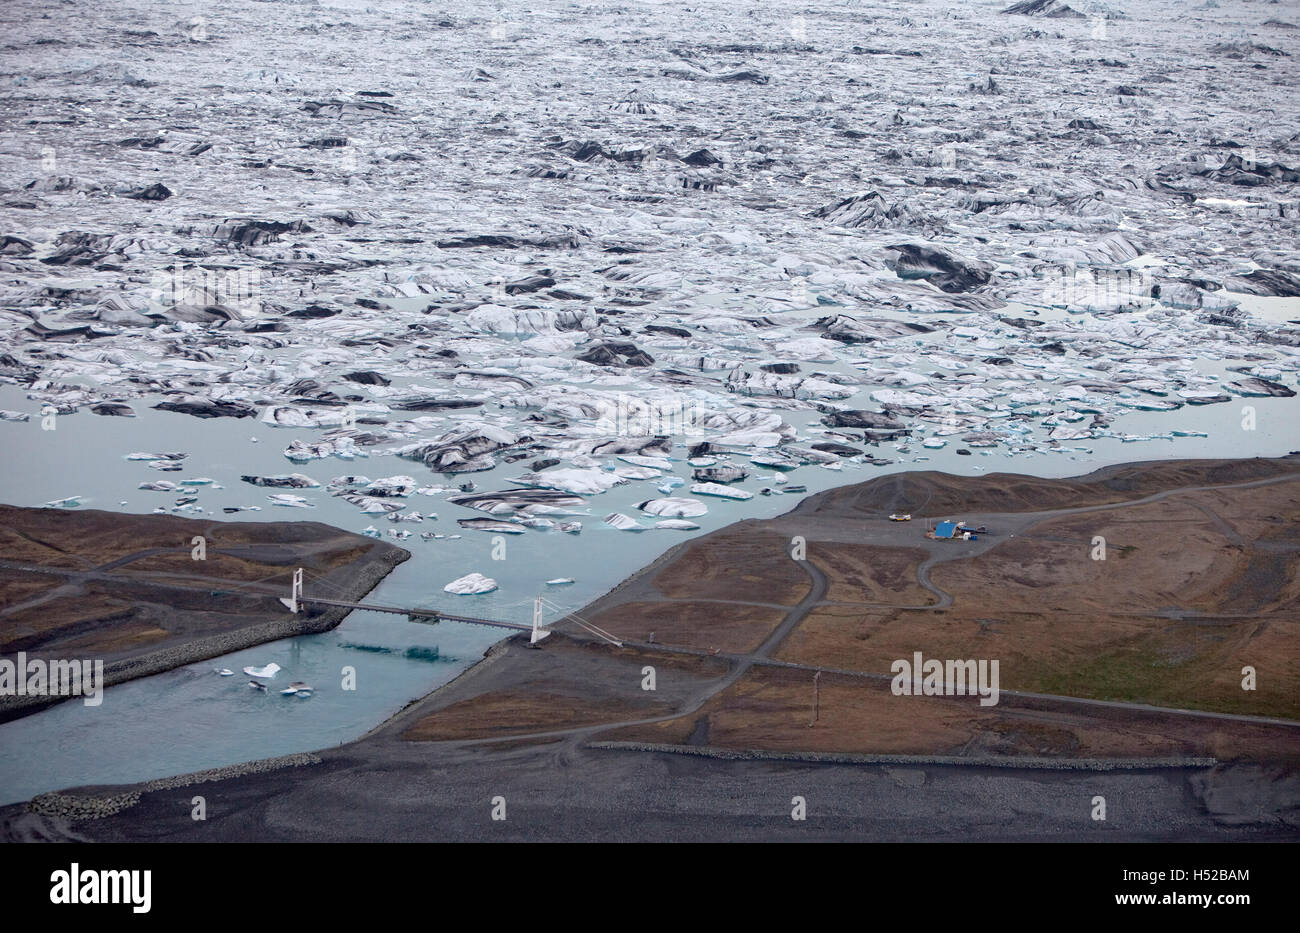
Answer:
[{"left": 282, "top": 568, "right": 623, "bottom": 647}]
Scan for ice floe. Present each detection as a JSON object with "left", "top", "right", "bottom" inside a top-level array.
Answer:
[
  {"left": 0, "top": 0, "right": 1297, "bottom": 570},
  {"left": 243, "top": 663, "right": 280, "bottom": 679},
  {"left": 691, "top": 483, "right": 755, "bottom": 500},
  {"left": 636, "top": 497, "right": 708, "bottom": 518},
  {"left": 443, "top": 572, "right": 499, "bottom": 595}
]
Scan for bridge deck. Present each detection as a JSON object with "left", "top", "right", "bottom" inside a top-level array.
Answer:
[{"left": 301, "top": 596, "right": 536, "bottom": 633}]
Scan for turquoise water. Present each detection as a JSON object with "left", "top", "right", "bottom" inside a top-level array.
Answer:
[{"left": 0, "top": 365, "right": 1297, "bottom": 803}]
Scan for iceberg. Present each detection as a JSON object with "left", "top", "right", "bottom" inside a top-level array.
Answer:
[
  {"left": 43, "top": 496, "right": 83, "bottom": 508},
  {"left": 636, "top": 497, "right": 708, "bottom": 517},
  {"left": 267, "top": 494, "right": 314, "bottom": 508},
  {"left": 691, "top": 483, "right": 754, "bottom": 500},
  {"left": 125, "top": 452, "right": 186, "bottom": 462},
  {"left": 241, "top": 473, "right": 320, "bottom": 488},
  {"left": 444, "top": 573, "right": 499, "bottom": 595},
  {"left": 603, "top": 513, "right": 647, "bottom": 531},
  {"left": 457, "top": 518, "right": 525, "bottom": 533},
  {"left": 514, "top": 468, "right": 627, "bottom": 495},
  {"left": 4, "top": 0, "right": 1297, "bottom": 572},
  {"left": 617, "top": 455, "right": 673, "bottom": 470},
  {"left": 243, "top": 663, "right": 281, "bottom": 679}
]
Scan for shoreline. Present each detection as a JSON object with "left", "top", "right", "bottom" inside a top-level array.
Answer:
[
  {"left": 0, "top": 519, "right": 410, "bottom": 724},
  {"left": 5, "top": 454, "right": 1300, "bottom": 836},
  {"left": 354, "top": 453, "right": 1300, "bottom": 746},
  {"left": 212, "top": 452, "right": 1300, "bottom": 745}
]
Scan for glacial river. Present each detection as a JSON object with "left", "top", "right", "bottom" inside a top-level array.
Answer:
[{"left": 1, "top": 316, "right": 1298, "bottom": 804}]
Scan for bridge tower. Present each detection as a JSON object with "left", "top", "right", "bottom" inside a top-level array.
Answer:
[
  {"left": 529, "top": 596, "right": 550, "bottom": 646},
  {"left": 279, "top": 567, "right": 303, "bottom": 613}
]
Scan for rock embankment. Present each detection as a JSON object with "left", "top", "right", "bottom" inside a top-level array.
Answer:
[{"left": 25, "top": 751, "right": 325, "bottom": 823}]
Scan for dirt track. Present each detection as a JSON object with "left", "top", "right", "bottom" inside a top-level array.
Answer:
[{"left": 5, "top": 457, "right": 1300, "bottom": 841}]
